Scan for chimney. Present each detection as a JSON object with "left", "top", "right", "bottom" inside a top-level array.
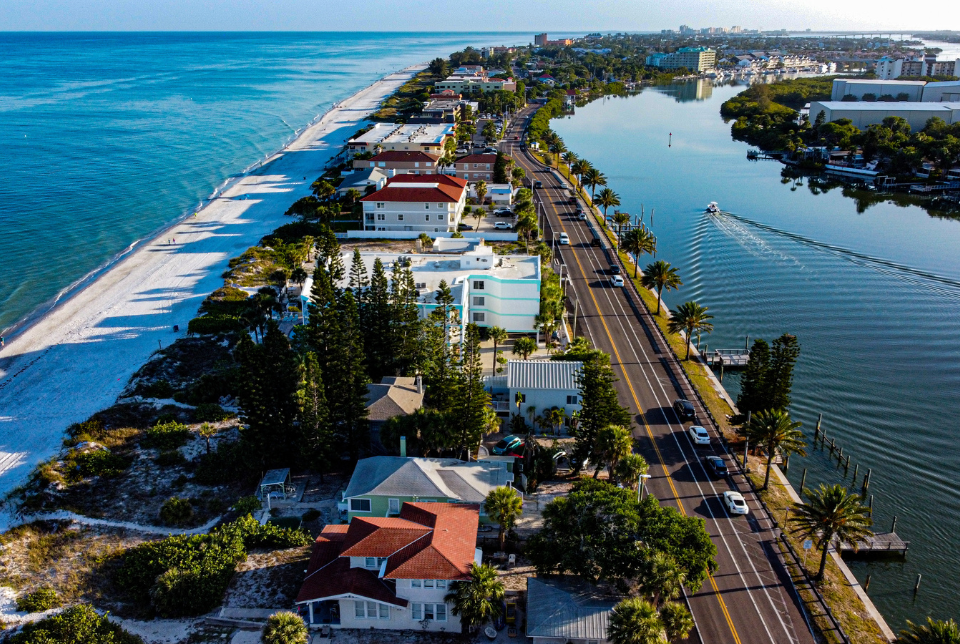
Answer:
[{"left": 400, "top": 436, "right": 407, "bottom": 458}]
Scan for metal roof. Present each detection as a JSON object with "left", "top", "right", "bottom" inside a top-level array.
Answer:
[
  {"left": 344, "top": 457, "right": 510, "bottom": 502},
  {"left": 526, "top": 577, "right": 618, "bottom": 641},
  {"left": 506, "top": 360, "right": 581, "bottom": 390}
]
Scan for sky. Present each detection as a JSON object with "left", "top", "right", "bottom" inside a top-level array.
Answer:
[{"left": 1, "top": 0, "right": 957, "bottom": 32}]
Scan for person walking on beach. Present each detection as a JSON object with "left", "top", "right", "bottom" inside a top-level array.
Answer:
[{"left": 1, "top": 336, "right": 5, "bottom": 348}]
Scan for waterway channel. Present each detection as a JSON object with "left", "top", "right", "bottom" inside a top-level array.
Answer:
[{"left": 552, "top": 79, "right": 960, "bottom": 628}]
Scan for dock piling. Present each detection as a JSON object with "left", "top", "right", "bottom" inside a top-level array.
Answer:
[
  {"left": 845, "top": 454, "right": 850, "bottom": 470},
  {"left": 863, "top": 468, "right": 872, "bottom": 492},
  {"left": 914, "top": 574, "right": 922, "bottom": 594},
  {"left": 865, "top": 574, "right": 872, "bottom": 591},
  {"left": 799, "top": 468, "right": 807, "bottom": 495},
  {"left": 853, "top": 463, "right": 859, "bottom": 483},
  {"left": 869, "top": 494, "right": 874, "bottom": 515},
  {"left": 891, "top": 516, "right": 898, "bottom": 533},
  {"left": 838, "top": 445, "right": 843, "bottom": 460},
  {"left": 816, "top": 413, "right": 823, "bottom": 442}
]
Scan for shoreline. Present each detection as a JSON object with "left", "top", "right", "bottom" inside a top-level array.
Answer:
[{"left": 0, "top": 62, "right": 426, "bottom": 509}]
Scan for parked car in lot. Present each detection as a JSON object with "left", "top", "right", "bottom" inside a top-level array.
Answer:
[
  {"left": 610, "top": 275, "right": 624, "bottom": 287},
  {"left": 558, "top": 232, "right": 570, "bottom": 245},
  {"left": 723, "top": 491, "right": 749, "bottom": 515},
  {"left": 688, "top": 425, "right": 710, "bottom": 445},
  {"left": 493, "top": 221, "right": 513, "bottom": 230},
  {"left": 609, "top": 265, "right": 621, "bottom": 275},
  {"left": 502, "top": 441, "right": 525, "bottom": 457},
  {"left": 494, "top": 208, "right": 513, "bottom": 216},
  {"left": 673, "top": 398, "right": 696, "bottom": 421},
  {"left": 492, "top": 435, "right": 523, "bottom": 455},
  {"left": 703, "top": 455, "right": 728, "bottom": 478},
  {"left": 458, "top": 224, "right": 474, "bottom": 231}
]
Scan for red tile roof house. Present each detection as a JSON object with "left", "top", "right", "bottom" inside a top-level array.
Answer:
[
  {"left": 360, "top": 174, "right": 467, "bottom": 233},
  {"left": 353, "top": 151, "right": 441, "bottom": 176},
  {"left": 454, "top": 154, "right": 498, "bottom": 183},
  {"left": 295, "top": 502, "right": 481, "bottom": 632}
]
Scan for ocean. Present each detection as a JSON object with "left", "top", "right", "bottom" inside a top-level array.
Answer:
[{"left": 0, "top": 31, "right": 524, "bottom": 334}]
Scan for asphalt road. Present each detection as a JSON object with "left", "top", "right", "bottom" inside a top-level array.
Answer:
[{"left": 503, "top": 106, "right": 816, "bottom": 644}]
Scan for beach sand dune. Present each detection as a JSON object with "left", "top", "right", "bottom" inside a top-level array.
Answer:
[{"left": 0, "top": 65, "right": 425, "bottom": 506}]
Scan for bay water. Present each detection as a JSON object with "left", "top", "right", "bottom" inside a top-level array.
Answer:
[{"left": 553, "top": 81, "right": 960, "bottom": 627}]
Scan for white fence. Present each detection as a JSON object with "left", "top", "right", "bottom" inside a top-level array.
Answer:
[{"left": 340, "top": 230, "right": 519, "bottom": 242}]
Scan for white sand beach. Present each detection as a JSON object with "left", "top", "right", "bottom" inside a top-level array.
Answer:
[{"left": 0, "top": 64, "right": 425, "bottom": 509}]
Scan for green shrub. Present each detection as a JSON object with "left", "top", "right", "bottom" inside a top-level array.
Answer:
[
  {"left": 155, "top": 450, "right": 187, "bottom": 467},
  {"left": 262, "top": 611, "right": 308, "bottom": 644},
  {"left": 16, "top": 587, "right": 60, "bottom": 613},
  {"left": 195, "top": 403, "right": 231, "bottom": 422},
  {"left": 185, "top": 369, "right": 239, "bottom": 405},
  {"left": 301, "top": 509, "right": 321, "bottom": 522},
  {"left": 188, "top": 314, "right": 244, "bottom": 336},
  {"left": 234, "top": 496, "right": 262, "bottom": 515},
  {"left": 65, "top": 418, "right": 106, "bottom": 440},
  {"left": 160, "top": 497, "right": 194, "bottom": 526},
  {"left": 193, "top": 440, "right": 245, "bottom": 485},
  {"left": 144, "top": 421, "right": 191, "bottom": 450},
  {"left": 140, "top": 379, "right": 175, "bottom": 399},
  {"left": 70, "top": 448, "right": 130, "bottom": 479},
  {"left": 10, "top": 604, "right": 143, "bottom": 644}
]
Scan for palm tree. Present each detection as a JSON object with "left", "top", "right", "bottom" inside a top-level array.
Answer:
[
  {"left": 512, "top": 336, "right": 537, "bottom": 360},
  {"left": 614, "top": 453, "right": 648, "bottom": 491},
  {"left": 562, "top": 151, "right": 577, "bottom": 170},
  {"left": 622, "top": 229, "right": 656, "bottom": 278},
  {"left": 490, "top": 326, "right": 508, "bottom": 358},
  {"left": 660, "top": 602, "right": 694, "bottom": 642},
  {"left": 642, "top": 551, "right": 686, "bottom": 605},
  {"left": 570, "top": 159, "right": 591, "bottom": 194},
  {"left": 595, "top": 424, "right": 633, "bottom": 480},
  {"left": 790, "top": 483, "right": 873, "bottom": 581},
  {"left": 483, "top": 486, "right": 523, "bottom": 551},
  {"left": 311, "top": 178, "right": 335, "bottom": 201},
  {"left": 608, "top": 597, "right": 664, "bottom": 644},
  {"left": 744, "top": 409, "right": 807, "bottom": 490},
  {"left": 548, "top": 140, "right": 566, "bottom": 168},
  {"left": 667, "top": 301, "right": 713, "bottom": 359},
  {"left": 475, "top": 180, "right": 488, "bottom": 210},
  {"left": 896, "top": 618, "right": 960, "bottom": 644},
  {"left": 290, "top": 267, "right": 308, "bottom": 293},
  {"left": 474, "top": 205, "right": 487, "bottom": 229},
  {"left": 641, "top": 261, "right": 682, "bottom": 315},
  {"left": 446, "top": 563, "right": 505, "bottom": 632},
  {"left": 545, "top": 407, "right": 567, "bottom": 435},
  {"left": 597, "top": 187, "right": 621, "bottom": 219},
  {"left": 515, "top": 211, "right": 538, "bottom": 252},
  {"left": 612, "top": 212, "right": 630, "bottom": 246},
  {"left": 583, "top": 168, "right": 607, "bottom": 204},
  {"left": 261, "top": 611, "right": 308, "bottom": 644}
]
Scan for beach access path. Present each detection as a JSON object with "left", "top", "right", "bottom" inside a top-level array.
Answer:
[{"left": 0, "top": 64, "right": 426, "bottom": 509}]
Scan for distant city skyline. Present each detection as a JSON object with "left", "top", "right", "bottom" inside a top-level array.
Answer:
[{"left": 1, "top": 0, "right": 957, "bottom": 32}]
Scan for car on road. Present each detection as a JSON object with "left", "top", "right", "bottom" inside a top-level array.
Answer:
[
  {"left": 609, "top": 265, "right": 621, "bottom": 275},
  {"left": 493, "top": 221, "right": 513, "bottom": 230},
  {"left": 558, "top": 232, "right": 570, "bottom": 245},
  {"left": 610, "top": 275, "right": 624, "bottom": 287},
  {"left": 703, "top": 455, "right": 728, "bottom": 478},
  {"left": 723, "top": 491, "right": 750, "bottom": 515},
  {"left": 534, "top": 180, "right": 543, "bottom": 188},
  {"left": 492, "top": 435, "right": 523, "bottom": 455},
  {"left": 673, "top": 398, "right": 696, "bottom": 421},
  {"left": 688, "top": 425, "right": 710, "bottom": 445},
  {"left": 577, "top": 208, "right": 586, "bottom": 219}
]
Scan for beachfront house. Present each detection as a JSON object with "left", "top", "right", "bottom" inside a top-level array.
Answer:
[
  {"left": 347, "top": 123, "right": 455, "bottom": 155},
  {"left": 335, "top": 167, "right": 389, "bottom": 198},
  {"left": 353, "top": 151, "right": 440, "bottom": 176},
  {"left": 360, "top": 174, "right": 467, "bottom": 233},
  {"left": 295, "top": 502, "right": 481, "bottom": 632},
  {"left": 486, "top": 360, "right": 583, "bottom": 428},
  {"left": 341, "top": 455, "right": 511, "bottom": 522},
  {"left": 453, "top": 154, "right": 497, "bottom": 182},
  {"left": 469, "top": 183, "right": 513, "bottom": 206},
  {"left": 333, "top": 246, "right": 541, "bottom": 333}
]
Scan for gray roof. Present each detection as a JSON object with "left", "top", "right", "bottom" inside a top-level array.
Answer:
[
  {"left": 344, "top": 456, "right": 510, "bottom": 501},
  {"left": 338, "top": 167, "right": 389, "bottom": 190},
  {"left": 507, "top": 360, "right": 582, "bottom": 390},
  {"left": 526, "top": 577, "right": 618, "bottom": 641},
  {"left": 364, "top": 377, "right": 424, "bottom": 422}
]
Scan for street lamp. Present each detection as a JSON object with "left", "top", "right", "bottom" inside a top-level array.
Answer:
[{"left": 638, "top": 474, "right": 652, "bottom": 502}]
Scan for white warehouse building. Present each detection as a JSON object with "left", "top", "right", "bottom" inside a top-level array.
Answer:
[{"left": 808, "top": 101, "right": 960, "bottom": 131}]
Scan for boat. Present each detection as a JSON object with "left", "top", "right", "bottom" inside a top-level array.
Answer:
[{"left": 706, "top": 202, "right": 720, "bottom": 214}]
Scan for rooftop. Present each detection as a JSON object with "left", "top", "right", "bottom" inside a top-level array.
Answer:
[
  {"left": 365, "top": 150, "right": 439, "bottom": 163},
  {"left": 344, "top": 456, "right": 512, "bottom": 503},
  {"left": 359, "top": 174, "right": 467, "bottom": 203},
  {"left": 506, "top": 359, "right": 582, "bottom": 390},
  {"left": 350, "top": 123, "right": 455, "bottom": 146},
  {"left": 526, "top": 576, "right": 620, "bottom": 641},
  {"left": 364, "top": 376, "right": 424, "bottom": 422},
  {"left": 813, "top": 101, "right": 960, "bottom": 111},
  {"left": 456, "top": 154, "right": 498, "bottom": 165}
]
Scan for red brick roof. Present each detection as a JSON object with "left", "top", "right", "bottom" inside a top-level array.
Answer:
[
  {"left": 340, "top": 517, "right": 432, "bottom": 557},
  {"left": 456, "top": 154, "right": 498, "bottom": 165},
  {"left": 383, "top": 503, "right": 479, "bottom": 581},
  {"left": 367, "top": 151, "right": 439, "bottom": 163},
  {"left": 359, "top": 174, "right": 467, "bottom": 203}
]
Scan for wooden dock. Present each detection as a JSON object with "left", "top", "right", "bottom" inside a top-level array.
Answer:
[
  {"left": 839, "top": 532, "right": 909, "bottom": 557},
  {"left": 704, "top": 349, "right": 750, "bottom": 368}
]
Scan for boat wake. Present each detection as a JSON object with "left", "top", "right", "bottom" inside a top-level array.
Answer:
[
  {"left": 716, "top": 211, "right": 960, "bottom": 298},
  {"left": 706, "top": 211, "right": 803, "bottom": 269}
]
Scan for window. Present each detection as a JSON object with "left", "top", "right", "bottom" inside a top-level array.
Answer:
[
  {"left": 426, "top": 162, "right": 432, "bottom": 167},
  {"left": 412, "top": 604, "right": 422, "bottom": 620},
  {"left": 424, "top": 580, "right": 435, "bottom": 588},
  {"left": 436, "top": 603, "right": 447, "bottom": 621},
  {"left": 377, "top": 213, "right": 385, "bottom": 221},
  {"left": 415, "top": 162, "right": 420, "bottom": 168},
  {"left": 355, "top": 601, "right": 365, "bottom": 618},
  {"left": 415, "top": 282, "right": 426, "bottom": 289},
  {"left": 425, "top": 214, "right": 429, "bottom": 221},
  {"left": 357, "top": 601, "right": 389, "bottom": 620},
  {"left": 376, "top": 202, "right": 384, "bottom": 208},
  {"left": 388, "top": 498, "right": 400, "bottom": 514},
  {"left": 473, "top": 312, "right": 485, "bottom": 322},
  {"left": 411, "top": 579, "right": 422, "bottom": 588},
  {"left": 378, "top": 162, "right": 385, "bottom": 167},
  {"left": 436, "top": 580, "right": 447, "bottom": 589},
  {"left": 424, "top": 203, "right": 430, "bottom": 209},
  {"left": 424, "top": 604, "right": 435, "bottom": 620},
  {"left": 473, "top": 296, "right": 485, "bottom": 306},
  {"left": 350, "top": 498, "right": 371, "bottom": 512},
  {"left": 567, "top": 395, "right": 579, "bottom": 405},
  {"left": 364, "top": 557, "right": 377, "bottom": 569},
  {"left": 473, "top": 280, "right": 484, "bottom": 290},
  {"left": 473, "top": 163, "right": 479, "bottom": 168},
  {"left": 437, "top": 203, "right": 443, "bottom": 209},
  {"left": 398, "top": 214, "right": 404, "bottom": 221},
  {"left": 411, "top": 603, "right": 447, "bottom": 622}
]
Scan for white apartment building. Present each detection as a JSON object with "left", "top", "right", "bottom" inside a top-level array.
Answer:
[
  {"left": 360, "top": 174, "right": 467, "bottom": 233},
  {"left": 347, "top": 123, "right": 455, "bottom": 154},
  {"left": 336, "top": 245, "right": 541, "bottom": 333},
  {"left": 831, "top": 79, "right": 925, "bottom": 102}
]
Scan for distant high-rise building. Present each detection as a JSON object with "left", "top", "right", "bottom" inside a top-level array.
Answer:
[
  {"left": 534, "top": 33, "right": 548, "bottom": 47},
  {"left": 646, "top": 46, "right": 717, "bottom": 72},
  {"left": 731, "top": 26, "right": 743, "bottom": 33},
  {"left": 679, "top": 24, "right": 695, "bottom": 35}
]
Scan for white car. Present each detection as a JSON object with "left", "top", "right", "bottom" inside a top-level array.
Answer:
[
  {"left": 558, "top": 232, "right": 570, "bottom": 245},
  {"left": 493, "top": 221, "right": 513, "bottom": 230},
  {"left": 723, "top": 491, "right": 750, "bottom": 515},
  {"left": 610, "top": 275, "right": 624, "bottom": 287},
  {"left": 688, "top": 425, "right": 710, "bottom": 445}
]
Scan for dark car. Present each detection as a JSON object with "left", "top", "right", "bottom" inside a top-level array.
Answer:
[
  {"left": 492, "top": 435, "right": 523, "bottom": 455},
  {"left": 534, "top": 180, "right": 543, "bottom": 188},
  {"left": 673, "top": 398, "right": 696, "bottom": 421},
  {"left": 703, "top": 455, "right": 728, "bottom": 478},
  {"left": 458, "top": 224, "right": 474, "bottom": 231},
  {"left": 609, "top": 265, "right": 621, "bottom": 275}
]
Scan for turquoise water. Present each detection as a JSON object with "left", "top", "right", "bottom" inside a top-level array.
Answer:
[
  {"left": 553, "top": 82, "right": 960, "bottom": 627},
  {"left": 0, "top": 32, "right": 523, "bottom": 333}
]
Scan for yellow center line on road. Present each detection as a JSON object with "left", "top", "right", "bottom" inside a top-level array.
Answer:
[{"left": 530, "top": 164, "right": 743, "bottom": 644}]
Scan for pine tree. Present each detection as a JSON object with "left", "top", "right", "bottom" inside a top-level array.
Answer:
[
  {"left": 766, "top": 334, "right": 800, "bottom": 412},
  {"left": 574, "top": 354, "right": 631, "bottom": 473},
  {"left": 327, "top": 290, "right": 370, "bottom": 462},
  {"left": 299, "top": 352, "right": 334, "bottom": 478},
  {"left": 235, "top": 322, "right": 301, "bottom": 468},
  {"left": 736, "top": 339, "right": 770, "bottom": 421},
  {"left": 456, "top": 324, "right": 491, "bottom": 458},
  {"left": 390, "top": 258, "right": 423, "bottom": 376},
  {"left": 315, "top": 226, "right": 344, "bottom": 283},
  {"left": 424, "top": 280, "right": 460, "bottom": 413},
  {"left": 348, "top": 249, "right": 369, "bottom": 297},
  {"left": 364, "top": 258, "right": 393, "bottom": 380}
]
